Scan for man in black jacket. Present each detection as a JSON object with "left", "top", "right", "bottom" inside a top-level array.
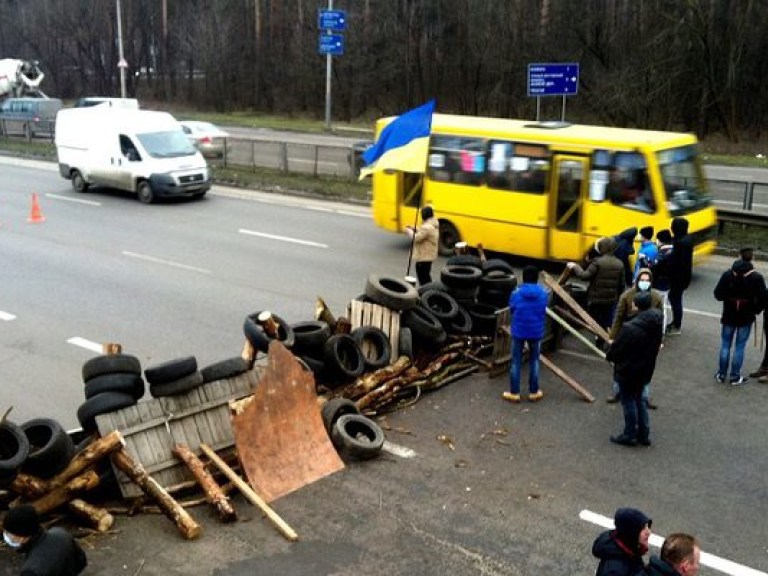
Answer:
[
  {"left": 666, "top": 217, "right": 694, "bottom": 335},
  {"left": 642, "top": 532, "right": 700, "bottom": 576},
  {"left": 592, "top": 507, "right": 652, "bottom": 575},
  {"left": 606, "top": 292, "right": 663, "bottom": 446},
  {"left": 713, "top": 257, "right": 766, "bottom": 385},
  {"left": 2, "top": 504, "right": 87, "bottom": 576}
]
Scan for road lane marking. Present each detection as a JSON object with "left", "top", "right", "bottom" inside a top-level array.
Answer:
[
  {"left": 685, "top": 308, "right": 720, "bottom": 319},
  {"left": 238, "top": 229, "right": 328, "bottom": 248},
  {"left": 337, "top": 209, "right": 370, "bottom": 218},
  {"left": 382, "top": 440, "right": 416, "bottom": 458},
  {"left": 45, "top": 193, "right": 101, "bottom": 206},
  {"left": 0, "top": 310, "right": 17, "bottom": 321},
  {"left": 305, "top": 206, "right": 334, "bottom": 213},
  {"left": 122, "top": 251, "right": 212, "bottom": 274},
  {"left": 580, "top": 509, "right": 767, "bottom": 576},
  {"left": 67, "top": 337, "right": 104, "bottom": 353}
]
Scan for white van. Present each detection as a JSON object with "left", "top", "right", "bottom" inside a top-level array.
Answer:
[{"left": 55, "top": 108, "right": 210, "bottom": 203}]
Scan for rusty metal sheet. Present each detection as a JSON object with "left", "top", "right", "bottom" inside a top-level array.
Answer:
[{"left": 232, "top": 341, "right": 344, "bottom": 502}]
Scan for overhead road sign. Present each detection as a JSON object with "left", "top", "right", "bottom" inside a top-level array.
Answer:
[
  {"left": 319, "top": 9, "right": 346, "bottom": 31},
  {"left": 318, "top": 34, "right": 344, "bottom": 56},
  {"left": 527, "top": 63, "right": 579, "bottom": 97}
]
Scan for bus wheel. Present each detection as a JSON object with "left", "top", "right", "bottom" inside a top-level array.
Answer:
[{"left": 438, "top": 221, "right": 460, "bottom": 256}]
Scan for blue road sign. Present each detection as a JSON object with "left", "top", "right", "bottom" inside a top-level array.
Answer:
[
  {"left": 319, "top": 9, "right": 347, "bottom": 31},
  {"left": 527, "top": 63, "right": 579, "bottom": 97},
  {"left": 319, "top": 33, "right": 344, "bottom": 56}
]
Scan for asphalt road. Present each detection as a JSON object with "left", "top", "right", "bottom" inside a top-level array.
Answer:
[{"left": 1, "top": 158, "right": 767, "bottom": 575}]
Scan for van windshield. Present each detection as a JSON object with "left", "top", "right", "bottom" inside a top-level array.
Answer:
[
  {"left": 137, "top": 131, "right": 197, "bottom": 158},
  {"left": 656, "top": 145, "right": 710, "bottom": 216}
]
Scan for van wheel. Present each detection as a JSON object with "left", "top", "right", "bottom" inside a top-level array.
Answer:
[
  {"left": 71, "top": 170, "right": 89, "bottom": 193},
  {"left": 438, "top": 220, "right": 460, "bottom": 257},
  {"left": 137, "top": 181, "right": 155, "bottom": 204}
]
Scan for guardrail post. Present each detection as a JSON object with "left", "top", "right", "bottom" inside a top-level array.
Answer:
[
  {"left": 281, "top": 142, "right": 288, "bottom": 174},
  {"left": 746, "top": 182, "right": 755, "bottom": 210},
  {"left": 313, "top": 145, "right": 319, "bottom": 178},
  {"left": 252, "top": 140, "right": 256, "bottom": 173}
]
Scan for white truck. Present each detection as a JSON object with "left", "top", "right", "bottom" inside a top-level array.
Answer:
[
  {"left": 55, "top": 108, "right": 211, "bottom": 203},
  {"left": 0, "top": 59, "right": 46, "bottom": 99}
]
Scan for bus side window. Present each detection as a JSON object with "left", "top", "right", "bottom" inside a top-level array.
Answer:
[
  {"left": 428, "top": 135, "right": 484, "bottom": 186},
  {"left": 486, "top": 140, "right": 550, "bottom": 193}
]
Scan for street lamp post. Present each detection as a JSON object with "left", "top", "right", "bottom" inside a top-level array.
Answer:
[{"left": 116, "top": 0, "right": 127, "bottom": 98}]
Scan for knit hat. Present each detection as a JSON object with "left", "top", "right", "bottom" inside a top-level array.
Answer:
[
  {"left": 523, "top": 265, "right": 539, "bottom": 284},
  {"left": 656, "top": 230, "right": 672, "bottom": 244},
  {"left": 639, "top": 226, "right": 654, "bottom": 240},
  {"left": 614, "top": 507, "right": 652, "bottom": 546},
  {"left": 634, "top": 291, "right": 653, "bottom": 311},
  {"left": 3, "top": 504, "right": 40, "bottom": 537}
]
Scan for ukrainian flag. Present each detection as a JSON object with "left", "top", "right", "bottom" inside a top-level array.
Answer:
[{"left": 359, "top": 100, "right": 435, "bottom": 179}]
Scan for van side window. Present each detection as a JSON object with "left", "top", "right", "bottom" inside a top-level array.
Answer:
[
  {"left": 120, "top": 135, "right": 141, "bottom": 161},
  {"left": 428, "top": 135, "right": 485, "bottom": 186},
  {"left": 487, "top": 140, "right": 550, "bottom": 193},
  {"left": 606, "top": 152, "right": 655, "bottom": 213}
]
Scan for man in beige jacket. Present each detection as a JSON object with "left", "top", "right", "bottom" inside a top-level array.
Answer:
[{"left": 406, "top": 205, "right": 440, "bottom": 286}]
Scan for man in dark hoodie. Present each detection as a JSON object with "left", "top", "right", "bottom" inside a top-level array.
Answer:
[
  {"left": 642, "top": 533, "right": 701, "bottom": 576},
  {"left": 713, "top": 255, "right": 766, "bottom": 385},
  {"left": 613, "top": 227, "right": 638, "bottom": 287},
  {"left": 504, "top": 265, "right": 548, "bottom": 404},
  {"left": 666, "top": 217, "right": 694, "bottom": 335},
  {"left": 592, "top": 507, "right": 652, "bottom": 575},
  {"left": 606, "top": 292, "right": 663, "bottom": 446}
]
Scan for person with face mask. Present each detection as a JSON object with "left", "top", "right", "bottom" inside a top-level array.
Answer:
[
  {"left": 2, "top": 504, "right": 87, "bottom": 575},
  {"left": 606, "top": 269, "right": 663, "bottom": 407}
]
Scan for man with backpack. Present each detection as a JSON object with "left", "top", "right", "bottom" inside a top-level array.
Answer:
[{"left": 713, "top": 255, "right": 767, "bottom": 385}]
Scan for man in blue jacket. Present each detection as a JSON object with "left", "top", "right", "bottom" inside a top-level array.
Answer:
[{"left": 504, "top": 265, "right": 548, "bottom": 403}]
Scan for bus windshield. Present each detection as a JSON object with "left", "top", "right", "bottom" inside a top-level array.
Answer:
[{"left": 657, "top": 145, "right": 710, "bottom": 216}]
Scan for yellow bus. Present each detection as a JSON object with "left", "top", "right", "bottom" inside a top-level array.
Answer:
[{"left": 370, "top": 114, "right": 717, "bottom": 262}]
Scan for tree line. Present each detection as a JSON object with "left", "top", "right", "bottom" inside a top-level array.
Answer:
[{"left": 1, "top": 0, "right": 766, "bottom": 141}]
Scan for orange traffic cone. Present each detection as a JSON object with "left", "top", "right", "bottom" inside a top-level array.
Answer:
[{"left": 27, "top": 193, "right": 45, "bottom": 223}]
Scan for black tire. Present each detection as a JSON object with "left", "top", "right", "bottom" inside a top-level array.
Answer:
[
  {"left": 291, "top": 321, "right": 331, "bottom": 356},
  {"left": 364, "top": 275, "right": 419, "bottom": 311},
  {"left": 447, "top": 305, "right": 473, "bottom": 335},
  {"left": 243, "top": 312, "right": 296, "bottom": 353},
  {"left": 445, "top": 284, "right": 480, "bottom": 303},
  {"left": 77, "top": 391, "right": 137, "bottom": 432},
  {"left": 82, "top": 354, "right": 141, "bottom": 381},
  {"left": 0, "top": 421, "right": 30, "bottom": 482},
  {"left": 149, "top": 371, "right": 205, "bottom": 398},
  {"left": 441, "top": 265, "right": 482, "bottom": 290},
  {"left": 402, "top": 305, "right": 444, "bottom": 340},
  {"left": 468, "top": 303, "right": 501, "bottom": 335},
  {"left": 480, "top": 270, "right": 518, "bottom": 292},
  {"left": 323, "top": 335, "right": 365, "bottom": 380},
  {"left": 20, "top": 418, "right": 76, "bottom": 479},
  {"left": 482, "top": 258, "right": 514, "bottom": 274},
  {"left": 350, "top": 326, "right": 392, "bottom": 370},
  {"left": 84, "top": 372, "right": 145, "bottom": 400},
  {"left": 330, "top": 414, "right": 385, "bottom": 460},
  {"left": 420, "top": 290, "right": 459, "bottom": 321},
  {"left": 354, "top": 293, "right": 375, "bottom": 303},
  {"left": 321, "top": 398, "right": 361, "bottom": 435},
  {"left": 446, "top": 254, "right": 482, "bottom": 268},
  {"left": 398, "top": 327, "right": 414, "bottom": 360},
  {"left": 298, "top": 355, "right": 326, "bottom": 377},
  {"left": 438, "top": 220, "right": 460, "bottom": 257},
  {"left": 71, "top": 170, "right": 89, "bottom": 193},
  {"left": 200, "top": 357, "right": 249, "bottom": 383},
  {"left": 144, "top": 356, "right": 198, "bottom": 385},
  {"left": 478, "top": 288, "right": 511, "bottom": 309},
  {"left": 137, "top": 180, "right": 155, "bottom": 204},
  {"left": 417, "top": 281, "right": 446, "bottom": 296}
]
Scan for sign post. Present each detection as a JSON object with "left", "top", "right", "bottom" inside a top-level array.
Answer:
[
  {"left": 319, "top": 4, "right": 347, "bottom": 130},
  {"left": 527, "top": 63, "right": 579, "bottom": 122}
]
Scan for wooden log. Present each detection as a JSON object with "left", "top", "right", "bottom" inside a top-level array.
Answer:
[
  {"left": 257, "top": 311, "right": 280, "bottom": 338},
  {"left": 546, "top": 308, "right": 606, "bottom": 359},
  {"left": 102, "top": 342, "right": 122, "bottom": 355},
  {"left": 334, "top": 316, "right": 351, "bottom": 335},
  {"left": 540, "top": 353, "right": 595, "bottom": 403},
  {"left": 200, "top": 443, "right": 298, "bottom": 542},
  {"left": 315, "top": 297, "right": 337, "bottom": 330},
  {"left": 68, "top": 499, "right": 114, "bottom": 532},
  {"left": 476, "top": 243, "right": 487, "bottom": 262},
  {"left": 542, "top": 272, "right": 610, "bottom": 342},
  {"left": 29, "top": 470, "right": 100, "bottom": 514},
  {"left": 12, "top": 432, "right": 124, "bottom": 500},
  {"left": 345, "top": 356, "right": 411, "bottom": 399},
  {"left": 172, "top": 443, "right": 237, "bottom": 523},
  {"left": 111, "top": 448, "right": 202, "bottom": 540}
]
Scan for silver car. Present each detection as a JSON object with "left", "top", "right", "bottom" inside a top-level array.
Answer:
[{"left": 179, "top": 120, "right": 229, "bottom": 158}]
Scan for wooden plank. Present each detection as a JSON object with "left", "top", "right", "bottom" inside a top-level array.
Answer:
[
  {"left": 541, "top": 271, "right": 610, "bottom": 342},
  {"left": 540, "top": 353, "right": 595, "bottom": 403}
]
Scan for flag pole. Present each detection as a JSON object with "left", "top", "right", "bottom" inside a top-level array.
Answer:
[{"left": 405, "top": 198, "right": 422, "bottom": 278}]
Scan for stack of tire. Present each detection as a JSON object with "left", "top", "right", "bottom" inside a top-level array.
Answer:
[
  {"left": 77, "top": 354, "right": 145, "bottom": 433},
  {"left": 145, "top": 356, "right": 204, "bottom": 398},
  {"left": 243, "top": 311, "right": 295, "bottom": 354},
  {"left": 0, "top": 420, "right": 29, "bottom": 488},
  {"left": 20, "top": 418, "right": 77, "bottom": 479},
  {"left": 199, "top": 357, "right": 250, "bottom": 384},
  {"left": 364, "top": 274, "right": 421, "bottom": 359},
  {"left": 321, "top": 398, "right": 384, "bottom": 461}
]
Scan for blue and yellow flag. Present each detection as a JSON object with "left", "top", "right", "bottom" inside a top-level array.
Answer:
[{"left": 359, "top": 100, "right": 435, "bottom": 179}]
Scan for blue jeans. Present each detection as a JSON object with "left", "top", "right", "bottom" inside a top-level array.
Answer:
[
  {"left": 509, "top": 338, "right": 541, "bottom": 394},
  {"left": 617, "top": 382, "right": 649, "bottom": 441},
  {"left": 719, "top": 324, "right": 752, "bottom": 379},
  {"left": 612, "top": 381, "right": 650, "bottom": 402}
]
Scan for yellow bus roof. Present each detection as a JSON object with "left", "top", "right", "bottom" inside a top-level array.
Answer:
[{"left": 377, "top": 113, "right": 698, "bottom": 151}]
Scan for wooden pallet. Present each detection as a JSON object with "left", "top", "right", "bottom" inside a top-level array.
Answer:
[
  {"left": 347, "top": 300, "right": 400, "bottom": 363},
  {"left": 96, "top": 369, "right": 260, "bottom": 498}
]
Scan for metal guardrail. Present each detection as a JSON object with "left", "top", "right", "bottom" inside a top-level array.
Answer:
[{"left": 708, "top": 178, "right": 768, "bottom": 229}]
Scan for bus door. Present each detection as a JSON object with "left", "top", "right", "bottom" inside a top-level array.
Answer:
[
  {"left": 549, "top": 156, "right": 587, "bottom": 261},
  {"left": 397, "top": 172, "right": 424, "bottom": 230}
]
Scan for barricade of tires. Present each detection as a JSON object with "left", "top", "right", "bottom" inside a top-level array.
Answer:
[
  {"left": 1, "top": 417, "right": 79, "bottom": 486},
  {"left": 321, "top": 398, "right": 384, "bottom": 461},
  {"left": 78, "top": 353, "right": 145, "bottom": 433}
]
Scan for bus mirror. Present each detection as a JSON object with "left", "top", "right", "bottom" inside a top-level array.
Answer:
[{"left": 589, "top": 170, "right": 608, "bottom": 202}]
